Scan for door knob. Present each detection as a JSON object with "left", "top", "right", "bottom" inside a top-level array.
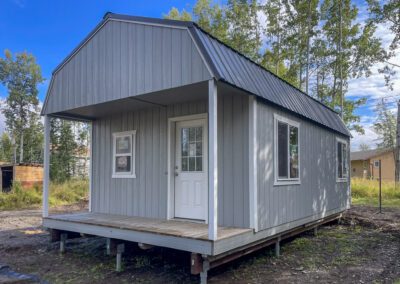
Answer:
[{"left": 175, "top": 172, "right": 179, "bottom": 177}]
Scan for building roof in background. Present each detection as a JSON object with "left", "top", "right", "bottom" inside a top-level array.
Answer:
[
  {"left": 43, "top": 13, "right": 350, "bottom": 137},
  {"left": 350, "top": 148, "right": 394, "bottom": 161}
]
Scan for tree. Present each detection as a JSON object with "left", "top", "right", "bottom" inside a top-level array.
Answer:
[
  {"left": 367, "top": 0, "right": 400, "bottom": 89},
  {"left": 50, "top": 118, "right": 78, "bottom": 183},
  {"left": 225, "top": 0, "right": 263, "bottom": 62},
  {"left": 0, "top": 132, "right": 14, "bottom": 162},
  {"left": 163, "top": 7, "right": 193, "bottom": 21},
  {"left": 359, "top": 143, "right": 370, "bottom": 151},
  {"left": 373, "top": 98, "right": 396, "bottom": 149},
  {"left": 0, "top": 49, "right": 44, "bottom": 163}
]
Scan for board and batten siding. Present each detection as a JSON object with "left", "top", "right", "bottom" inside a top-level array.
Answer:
[
  {"left": 91, "top": 95, "right": 250, "bottom": 228},
  {"left": 44, "top": 20, "right": 211, "bottom": 115},
  {"left": 256, "top": 101, "right": 350, "bottom": 231}
]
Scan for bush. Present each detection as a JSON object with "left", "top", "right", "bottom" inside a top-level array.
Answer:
[{"left": 0, "top": 179, "right": 88, "bottom": 210}]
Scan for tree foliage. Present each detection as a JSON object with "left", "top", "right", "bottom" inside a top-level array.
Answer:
[
  {"left": 373, "top": 98, "right": 396, "bottom": 149},
  {"left": 163, "top": 0, "right": 388, "bottom": 135},
  {"left": 0, "top": 49, "right": 44, "bottom": 163}
]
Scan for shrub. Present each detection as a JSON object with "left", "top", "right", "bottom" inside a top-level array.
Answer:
[{"left": 0, "top": 179, "right": 88, "bottom": 210}]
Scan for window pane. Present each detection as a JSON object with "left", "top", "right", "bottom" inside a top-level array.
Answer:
[
  {"left": 278, "top": 122, "right": 288, "bottom": 178},
  {"left": 189, "top": 157, "right": 195, "bottom": 171},
  {"left": 189, "top": 128, "right": 195, "bottom": 142},
  {"left": 116, "top": 156, "right": 131, "bottom": 173},
  {"left": 289, "top": 126, "right": 299, "bottom": 178},
  {"left": 342, "top": 143, "right": 348, "bottom": 177},
  {"left": 182, "top": 157, "right": 188, "bottom": 171},
  {"left": 196, "top": 157, "right": 202, "bottom": 171},
  {"left": 116, "top": 135, "right": 131, "bottom": 154},
  {"left": 189, "top": 143, "right": 196, "bottom": 156},
  {"left": 196, "top": 142, "right": 202, "bottom": 156},
  {"left": 196, "top": 127, "right": 202, "bottom": 142},
  {"left": 337, "top": 142, "right": 343, "bottom": 178}
]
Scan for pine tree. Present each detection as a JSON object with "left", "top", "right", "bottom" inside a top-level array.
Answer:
[{"left": 0, "top": 132, "right": 14, "bottom": 163}]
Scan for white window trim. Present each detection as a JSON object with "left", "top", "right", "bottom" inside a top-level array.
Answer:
[
  {"left": 274, "top": 113, "right": 301, "bottom": 186},
  {"left": 336, "top": 137, "right": 348, "bottom": 182},
  {"left": 374, "top": 160, "right": 380, "bottom": 168},
  {"left": 112, "top": 130, "right": 136, "bottom": 178}
]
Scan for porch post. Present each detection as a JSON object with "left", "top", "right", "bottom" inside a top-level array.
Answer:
[
  {"left": 43, "top": 115, "right": 50, "bottom": 218},
  {"left": 208, "top": 79, "right": 218, "bottom": 240},
  {"left": 249, "top": 95, "right": 258, "bottom": 232},
  {"left": 88, "top": 122, "right": 93, "bottom": 212}
]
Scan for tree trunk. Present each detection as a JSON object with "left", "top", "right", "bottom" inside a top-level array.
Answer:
[
  {"left": 395, "top": 100, "right": 400, "bottom": 189},
  {"left": 339, "top": 0, "right": 343, "bottom": 119},
  {"left": 19, "top": 131, "right": 23, "bottom": 164},
  {"left": 306, "top": 0, "right": 312, "bottom": 95}
]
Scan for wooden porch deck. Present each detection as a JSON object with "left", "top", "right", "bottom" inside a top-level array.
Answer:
[{"left": 44, "top": 212, "right": 252, "bottom": 242}]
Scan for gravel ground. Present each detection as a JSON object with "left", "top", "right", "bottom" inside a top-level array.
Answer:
[{"left": 0, "top": 203, "right": 399, "bottom": 283}]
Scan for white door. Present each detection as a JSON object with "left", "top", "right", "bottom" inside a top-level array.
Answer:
[{"left": 174, "top": 119, "right": 208, "bottom": 221}]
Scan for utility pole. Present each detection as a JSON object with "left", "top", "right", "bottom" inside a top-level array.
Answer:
[{"left": 395, "top": 100, "right": 400, "bottom": 189}]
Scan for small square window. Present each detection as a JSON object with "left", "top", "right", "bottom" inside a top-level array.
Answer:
[
  {"left": 374, "top": 160, "right": 380, "bottom": 168},
  {"left": 112, "top": 130, "right": 136, "bottom": 178}
]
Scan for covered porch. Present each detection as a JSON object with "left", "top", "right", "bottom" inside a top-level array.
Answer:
[{"left": 42, "top": 79, "right": 257, "bottom": 245}]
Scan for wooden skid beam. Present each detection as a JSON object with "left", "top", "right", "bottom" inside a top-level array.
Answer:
[{"left": 191, "top": 213, "right": 342, "bottom": 275}]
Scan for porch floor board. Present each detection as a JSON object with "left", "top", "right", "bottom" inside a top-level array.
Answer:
[{"left": 44, "top": 212, "right": 252, "bottom": 241}]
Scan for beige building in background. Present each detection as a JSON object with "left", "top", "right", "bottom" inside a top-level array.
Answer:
[{"left": 350, "top": 148, "right": 395, "bottom": 181}]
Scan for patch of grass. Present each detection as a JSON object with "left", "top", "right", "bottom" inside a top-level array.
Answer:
[
  {"left": 0, "top": 179, "right": 88, "bottom": 210},
  {"left": 351, "top": 177, "right": 400, "bottom": 208}
]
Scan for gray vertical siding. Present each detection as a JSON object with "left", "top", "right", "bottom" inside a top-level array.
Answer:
[
  {"left": 91, "top": 100, "right": 207, "bottom": 218},
  {"left": 44, "top": 20, "right": 211, "bottom": 115},
  {"left": 91, "top": 95, "right": 250, "bottom": 228},
  {"left": 218, "top": 93, "right": 250, "bottom": 228},
  {"left": 256, "top": 101, "right": 350, "bottom": 231}
]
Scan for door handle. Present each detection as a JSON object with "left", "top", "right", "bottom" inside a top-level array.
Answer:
[{"left": 175, "top": 172, "right": 179, "bottom": 177}]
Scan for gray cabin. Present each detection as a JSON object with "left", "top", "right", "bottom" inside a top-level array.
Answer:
[{"left": 41, "top": 13, "right": 351, "bottom": 283}]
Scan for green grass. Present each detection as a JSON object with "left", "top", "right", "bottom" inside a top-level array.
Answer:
[
  {"left": 351, "top": 177, "right": 400, "bottom": 208},
  {"left": 0, "top": 179, "right": 88, "bottom": 210}
]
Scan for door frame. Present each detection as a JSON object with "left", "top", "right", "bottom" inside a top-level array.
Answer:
[{"left": 167, "top": 113, "right": 208, "bottom": 223}]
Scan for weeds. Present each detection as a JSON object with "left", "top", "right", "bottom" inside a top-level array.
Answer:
[
  {"left": 351, "top": 178, "right": 400, "bottom": 208},
  {"left": 0, "top": 179, "right": 88, "bottom": 210}
]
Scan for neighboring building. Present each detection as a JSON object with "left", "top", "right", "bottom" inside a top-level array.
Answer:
[
  {"left": 0, "top": 163, "right": 43, "bottom": 192},
  {"left": 40, "top": 13, "right": 351, "bottom": 283},
  {"left": 350, "top": 148, "right": 395, "bottom": 181}
]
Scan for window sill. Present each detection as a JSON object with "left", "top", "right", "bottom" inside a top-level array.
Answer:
[
  {"left": 112, "top": 174, "right": 136, "bottom": 179},
  {"left": 336, "top": 178, "right": 348, "bottom": 183},
  {"left": 274, "top": 180, "right": 301, "bottom": 186}
]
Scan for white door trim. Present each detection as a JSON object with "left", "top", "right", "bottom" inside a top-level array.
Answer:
[{"left": 167, "top": 113, "right": 208, "bottom": 222}]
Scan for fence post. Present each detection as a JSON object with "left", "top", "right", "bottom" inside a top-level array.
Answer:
[{"left": 379, "top": 159, "right": 382, "bottom": 214}]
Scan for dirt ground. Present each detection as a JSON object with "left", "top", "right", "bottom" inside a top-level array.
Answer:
[{"left": 1, "top": 204, "right": 400, "bottom": 283}]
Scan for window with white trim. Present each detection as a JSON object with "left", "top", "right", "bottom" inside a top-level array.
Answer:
[
  {"left": 337, "top": 138, "right": 348, "bottom": 180},
  {"left": 374, "top": 160, "right": 380, "bottom": 168},
  {"left": 274, "top": 114, "right": 300, "bottom": 184},
  {"left": 112, "top": 130, "right": 136, "bottom": 178}
]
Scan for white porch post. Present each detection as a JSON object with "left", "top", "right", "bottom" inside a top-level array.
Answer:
[
  {"left": 88, "top": 122, "right": 93, "bottom": 212},
  {"left": 208, "top": 79, "right": 218, "bottom": 240},
  {"left": 249, "top": 95, "right": 258, "bottom": 232},
  {"left": 43, "top": 115, "right": 50, "bottom": 218}
]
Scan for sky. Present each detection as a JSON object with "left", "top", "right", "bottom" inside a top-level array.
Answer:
[{"left": 0, "top": 0, "right": 399, "bottom": 150}]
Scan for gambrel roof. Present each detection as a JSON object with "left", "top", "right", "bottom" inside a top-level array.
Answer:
[{"left": 42, "top": 12, "right": 350, "bottom": 137}]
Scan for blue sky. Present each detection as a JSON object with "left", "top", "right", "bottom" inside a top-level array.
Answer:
[{"left": 1, "top": 0, "right": 399, "bottom": 150}]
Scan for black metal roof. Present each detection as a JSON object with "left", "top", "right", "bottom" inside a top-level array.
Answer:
[{"left": 50, "top": 12, "right": 350, "bottom": 137}]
